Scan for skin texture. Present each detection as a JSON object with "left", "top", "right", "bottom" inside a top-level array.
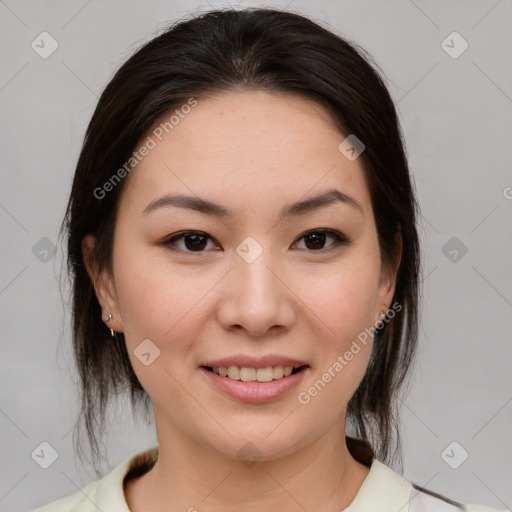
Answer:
[{"left": 83, "top": 89, "right": 401, "bottom": 512}]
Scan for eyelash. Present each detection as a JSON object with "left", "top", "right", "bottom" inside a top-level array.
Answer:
[{"left": 160, "top": 229, "right": 350, "bottom": 255}]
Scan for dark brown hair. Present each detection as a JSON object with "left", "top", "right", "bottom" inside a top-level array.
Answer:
[{"left": 60, "top": 7, "right": 422, "bottom": 471}]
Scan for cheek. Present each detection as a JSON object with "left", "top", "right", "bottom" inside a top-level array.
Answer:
[
  {"left": 296, "top": 271, "right": 375, "bottom": 418},
  {"left": 294, "top": 254, "right": 380, "bottom": 344},
  {"left": 298, "top": 348, "right": 371, "bottom": 428},
  {"left": 291, "top": 252, "right": 379, "bottom": 407},
  {"left": 111, "top": 241, "right": 209, "bottom": 412},
  {"left": 111, "top": 233, "right": 204, "bottom": 351}
]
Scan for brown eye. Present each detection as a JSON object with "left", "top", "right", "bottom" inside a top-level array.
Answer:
[
  {"left": 163, "top": 231, "right": 219, "bottom": 252},
  {"left": 162, "top": 229, "right": 349, "bottom": 255},
  {"left": 294, "top": 229, "right": 349, "bottom": 251}
]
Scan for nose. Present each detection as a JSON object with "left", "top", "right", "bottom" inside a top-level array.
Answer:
[{"left": 216, "top": 254, "right": 296, "bottom": 338}]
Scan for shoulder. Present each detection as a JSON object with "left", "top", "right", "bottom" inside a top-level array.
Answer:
[
  {"left": 349, "top": 458, "right": 508, "bottom": 512},
  {"left": 29, "top": 478, "right": 100, "bottom": 512},
  {"left": 409, "top": 486, "right": 509, "bottom": 512},
  {"left": 28, "top": 445, "right": 159, "bottom": 512}
]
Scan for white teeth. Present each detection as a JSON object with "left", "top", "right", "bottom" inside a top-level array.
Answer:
[
  {"left": 209, "top": 364, "right": 303, "bottom": 382},
  {"left": 256, "top": 367, "right": 274, "bottom": 382},
  {"left": 227, "top": 366, "right": 241, "bottom": 380},
  {"left": 273, "top": 366, "right": 284, "bottom": 379},
  {"left": 240, "top": 367, "right": 256, "bottom": 382}
]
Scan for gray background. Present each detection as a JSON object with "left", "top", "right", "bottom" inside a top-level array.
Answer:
[{"left": 1, "top": 0, "right": 511, "bottom": 510}]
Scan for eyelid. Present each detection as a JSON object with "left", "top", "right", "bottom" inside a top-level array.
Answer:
[
  {"left": 161, "top": 229, "right": 350, "bottom": 254},
  {"left": 160, "top": 230, "right": 220, "bottom": 253},
  {"left": 293, "top": 229, "right": 350, "bottom": 251}
]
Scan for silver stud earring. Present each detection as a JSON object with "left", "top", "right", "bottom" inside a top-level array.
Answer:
[{"left": 105, "top": 314, "right": 115, "bottom": 337}]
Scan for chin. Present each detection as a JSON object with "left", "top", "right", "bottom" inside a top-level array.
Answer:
[{"left": 200, "top": 422, "right": 312, "bottom": 464}]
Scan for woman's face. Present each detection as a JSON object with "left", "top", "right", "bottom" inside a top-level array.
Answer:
[{"left": 87, "top": 90, "right": 399, "bottom": 461}]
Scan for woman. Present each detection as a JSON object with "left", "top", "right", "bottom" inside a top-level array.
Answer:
[{"left": 31, "top": 7, "right": 507, "bottom": 512}]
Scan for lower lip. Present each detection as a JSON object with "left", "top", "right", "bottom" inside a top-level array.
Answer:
[{"left": 199, "top": 367, "right": 309, "bottom": 403}]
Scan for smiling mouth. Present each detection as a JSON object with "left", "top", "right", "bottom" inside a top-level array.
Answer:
[{"left": 202, "top": 364, "right": 309, "bottom": 382}]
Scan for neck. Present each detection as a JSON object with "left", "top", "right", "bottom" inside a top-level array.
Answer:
[{"left": 126, "top": 417, "right": 371, "bottom": 512}]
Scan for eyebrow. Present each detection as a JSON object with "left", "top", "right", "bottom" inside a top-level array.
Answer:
[{"left": 142, "top": 188, "right": 364, "bottom": 220}]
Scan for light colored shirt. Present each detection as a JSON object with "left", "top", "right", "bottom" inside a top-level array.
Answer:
[{"left": 30, "top": 445, "right": 508, "bottom": 512}]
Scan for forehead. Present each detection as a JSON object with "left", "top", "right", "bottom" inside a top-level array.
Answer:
[{"left": 118, "top": 90, "right": 371, "bottom": 220}]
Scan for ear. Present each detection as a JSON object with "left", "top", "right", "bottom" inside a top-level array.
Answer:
[
  {"left": 81, "top": 234, "right": 124, "bottom": 333},
  {"left": 374, "top": 228, "right": 402, "bottom": 325}
]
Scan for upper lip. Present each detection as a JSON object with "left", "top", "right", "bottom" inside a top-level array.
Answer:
[{"left": 200, "top": 355, "right": 310, "bottom": 369}]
